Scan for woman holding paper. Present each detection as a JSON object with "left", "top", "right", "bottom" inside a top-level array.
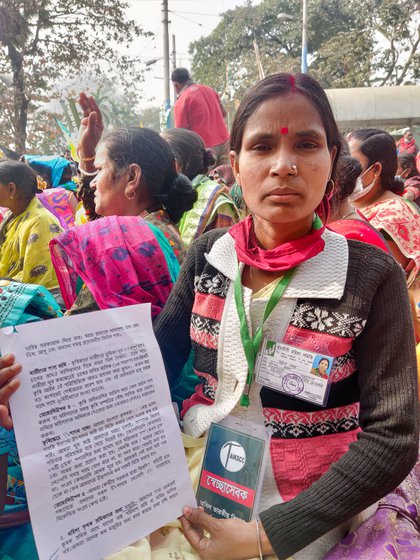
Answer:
[
  {"left": 1, "top": 73, "right": 419, "bottom": 560},
  {"left": 153, "top": 73, "right": 418, "bottom": 559}
]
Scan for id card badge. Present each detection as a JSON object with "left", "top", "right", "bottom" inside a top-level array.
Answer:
[
  {"left": 196, "top": 416, "right": 269, "bottom": 522},
  {"left": 255, "top": 339, "right": 334, "bottom": 406}
]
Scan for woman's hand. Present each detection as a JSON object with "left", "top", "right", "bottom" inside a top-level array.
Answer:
[
  {"left": 77, "top": 92, "right": 104, "bottom": 170},
  {"left": 180, "top": 507, "right": 273, "bottom": 560},
  {"left": 0, "top": 353, "right": 22, "bottom": 431}
]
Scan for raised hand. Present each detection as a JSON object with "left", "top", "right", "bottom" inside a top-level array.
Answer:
[{"left": 77, "top": 92, "right": 104, "bottom": 165}]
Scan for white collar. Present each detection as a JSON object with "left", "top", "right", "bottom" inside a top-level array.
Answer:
[{"left": 205, "top": 228, "right": 348, "bottom": 300}]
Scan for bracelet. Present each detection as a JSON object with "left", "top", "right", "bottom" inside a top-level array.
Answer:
[
  {"left": 76, "top": 146, "right": 96, "bottom": 162},
  {"left": 255, "top": 519, "right": 263, "bottom": 560},
  {"left": 81, "top": 154, "right": 96, "bottom": 162},
  {"left": 78, "top": 165, "right": 98, "bottom": 177}
]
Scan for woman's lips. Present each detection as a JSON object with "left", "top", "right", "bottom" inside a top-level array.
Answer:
[{"left": 265, "top": 189, "right": 299, "bottom": 200}]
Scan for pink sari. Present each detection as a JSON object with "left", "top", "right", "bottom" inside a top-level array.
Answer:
[
  {"left": 361, "top": 197, "right": 420, "bottom": 283},
  {"left": 37, "top": 187, "right": 75, "bottom": 229},
  {"left": 49, "top": 215, "right": 178, "bottom": 316}
]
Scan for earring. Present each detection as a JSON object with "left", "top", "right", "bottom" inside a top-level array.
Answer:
[
  {"left": 125, "top": 191, "right": 135, "bottom": 201},
  {"left": 9, "top": 195, "right": 14, "bottom": 200}
]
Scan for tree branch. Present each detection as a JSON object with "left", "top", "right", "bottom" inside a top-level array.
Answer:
[{"left": 397, "top": 25, "right": 420, "bottom": 84}]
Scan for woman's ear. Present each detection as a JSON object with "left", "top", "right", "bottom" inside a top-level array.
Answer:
[
  {"left": 373, "top": 162, "right": 382, "bottom": 178},
  {"left": 8, "top": 182, "right": 17, "bottom": 199},
  {"left": 230, "top": 150, "right": 240, "bottom": 184},
  {"left": 174, "top": 159, "right": 182, "bottom": 174},
  {"left": 124, "top": 163, "right": 142, "bottom": 200}
]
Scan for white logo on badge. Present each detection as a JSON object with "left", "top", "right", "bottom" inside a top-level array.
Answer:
[{"left": 220, "top": 441, "right": 246, "bottom": 472}]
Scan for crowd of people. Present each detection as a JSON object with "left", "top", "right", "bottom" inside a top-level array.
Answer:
[{"left": 0, "top": 70, "right": 419, "bottom": 560}]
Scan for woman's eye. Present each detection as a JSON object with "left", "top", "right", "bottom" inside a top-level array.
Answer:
[
  {"left": 297, "top": 142, "right": 318, "bottom": 149},
  {"left": 252, "top": 144, "right": 271, "bottom": 152}
]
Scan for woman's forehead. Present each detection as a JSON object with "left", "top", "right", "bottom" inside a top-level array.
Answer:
[{"left": 243, "top": 93, "right": 326, "bottom": 135}]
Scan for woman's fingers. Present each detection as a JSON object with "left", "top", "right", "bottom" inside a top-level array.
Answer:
[
  {"left": 0, "top": 355, "right": 21, "bottom": 388},
  {"left": 0, "top": 355, "right": 21, "bottom": 431},
  {"left": 0, "top": 403, "right": 14, "bottom": 431},
  {"left": 180, "top": 507, "right": 220, "bottom": 555},
  {"left": 78, "top": 92, "right": 90, "bottom": 116}
]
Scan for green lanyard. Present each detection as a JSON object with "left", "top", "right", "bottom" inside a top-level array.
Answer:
[{"left": 234, "top": 268, "right": 294, "bottom": 407}]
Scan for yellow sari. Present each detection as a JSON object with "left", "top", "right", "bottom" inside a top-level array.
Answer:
[{"left": 0, "top": 197, "right": 62, "bottom": 290}]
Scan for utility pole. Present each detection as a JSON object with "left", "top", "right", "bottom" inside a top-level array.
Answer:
[
  {"left": 301, "top": 0, "right": 308, "bottom": 73},
  {"left": 172, "top": 34, "right": 177, "bottom": 104},
  {"left": 162, "top": 0, "right": 171, "bottom": 112}
]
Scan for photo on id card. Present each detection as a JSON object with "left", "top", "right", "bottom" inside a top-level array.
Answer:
[{"left": 255, "top": 339, "right": 334, "bottom": 406}]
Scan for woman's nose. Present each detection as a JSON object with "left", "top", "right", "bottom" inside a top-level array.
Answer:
[{"left": 269, "top": 148, "right": 296, "bottom": 177}]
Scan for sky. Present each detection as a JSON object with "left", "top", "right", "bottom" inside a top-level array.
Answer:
[{"left": 127, "top": 0, "right": 254, "bottom": 109}]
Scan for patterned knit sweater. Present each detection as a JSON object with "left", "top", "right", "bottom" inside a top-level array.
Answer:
[{"left": 154, "top": 228, "right": 419, "bottom": 560}]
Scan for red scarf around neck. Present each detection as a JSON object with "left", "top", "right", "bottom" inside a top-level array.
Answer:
[{"left": 229, "top": 214, "right": 326, "bottom": 272}]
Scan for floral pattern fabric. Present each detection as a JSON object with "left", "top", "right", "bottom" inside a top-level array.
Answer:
[
  {"left": 0, "top": 197, "right": 62, "bottom": 290},
  {"left": 50, "top": 215, "right": 179, "bottom": 316},
  {"left": 142, "top": 208, "right": 186, "bottom": 264},
  {"left": 325, "top": 461, "right": 420, "bottom": 559},
  {"left": 361, "top": 197, "right": 420, "bottom": 285}
]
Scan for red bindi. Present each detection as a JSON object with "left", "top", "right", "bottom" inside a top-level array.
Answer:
[{"left": 280, "top": 126, "right": 288, "bottom": 135}]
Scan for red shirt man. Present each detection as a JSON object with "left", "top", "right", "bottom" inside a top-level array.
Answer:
[{"left": 172, "top": 68, "right": 229, "bottom": 165}]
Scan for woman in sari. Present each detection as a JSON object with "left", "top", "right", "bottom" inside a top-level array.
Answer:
[
  {"left": 1, "top": 74, "right": 418, "bottom": 560},
  {"left": 327, "top": 153, "right": 390, "bottom": 253},
  {"left": 0, "top": 162, "right": 62, "bottom": 293},
  {"left": 348, "top": 129, "right": 420, "bottom": 291},
  {"left": 161, "top": 128, "right": 240, "bottom": 247},
  {"left": 50, "top": 215, "right": 179, "bottom": 316},
  {"left": 76, "top": 93, "right": 197, "bottom": 263}
]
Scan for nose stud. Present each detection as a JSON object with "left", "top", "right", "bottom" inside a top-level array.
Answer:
[{"left": 290, "top": 164, "right": 298, "bottom": 175}]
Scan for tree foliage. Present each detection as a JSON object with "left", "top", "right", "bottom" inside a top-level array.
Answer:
[
  {"left": 190, "top": 0, "right": 419, "bottom": 101},
  {"left": 0, "top": 0, "right": 149, "bottom": 153}
]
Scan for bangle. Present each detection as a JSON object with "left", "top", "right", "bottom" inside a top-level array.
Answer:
[
  {"left": 255, "top": 519, "right": 263, "bottom": 560},
  {"left": 78, "top": 165, "right": 98, "bottom": 177},
  {"left": 76, "top": 147, "right": 96, "bottom": 162}
]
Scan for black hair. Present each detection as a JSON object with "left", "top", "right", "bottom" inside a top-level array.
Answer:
[
  {"left": 398, "top": 153, "right": 418, "bottom": 179},
  {"left": 230, "top": 73, "right": 342, "bottom": 182},
  {"left": 350, "top": 128, "right": 402, "bottom": 194},
  {"left": 0, "top": 161, "right": 38, "bottom": 203},
  {"left": 336, "top": 155, "right": 362, "bottom": 201},
  {"left": 171, "top": 67, "right": 190, "bottom": 84},
  {"left": 104, "top": 127, "right": 197, "bottom": 223},
  {"left": 318, "top": 358, "right": 330, "bottom": 367},
  {"left": 162, "top": 128, "right": 216, "bottom": 179}
]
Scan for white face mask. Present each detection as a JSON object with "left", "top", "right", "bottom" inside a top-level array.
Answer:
[{"left": 348, "top": 164, "right": 376, "bottom": 203}]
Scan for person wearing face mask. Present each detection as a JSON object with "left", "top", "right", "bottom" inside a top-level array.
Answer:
[{"left": 348, "top": 129, "right": 420, "bottom": 291}]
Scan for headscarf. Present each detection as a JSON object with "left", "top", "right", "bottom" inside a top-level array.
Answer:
[
  {"left": 25, "top": 155, "right": 76, "bottom": 190},
  {"left": 50, "top": 215, "right": 180, "bottom": 316}
]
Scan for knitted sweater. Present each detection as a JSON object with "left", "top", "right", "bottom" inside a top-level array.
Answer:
[{"left": 154, "top": 229, "right": 419, "bottom": 560}]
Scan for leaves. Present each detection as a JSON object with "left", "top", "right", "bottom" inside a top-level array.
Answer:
[
  {"left": 0, "top": 0, "right": 150, "bottom": 152},
  {"left": 190, "top": 0, "right": 419, "bottom": 103}
]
